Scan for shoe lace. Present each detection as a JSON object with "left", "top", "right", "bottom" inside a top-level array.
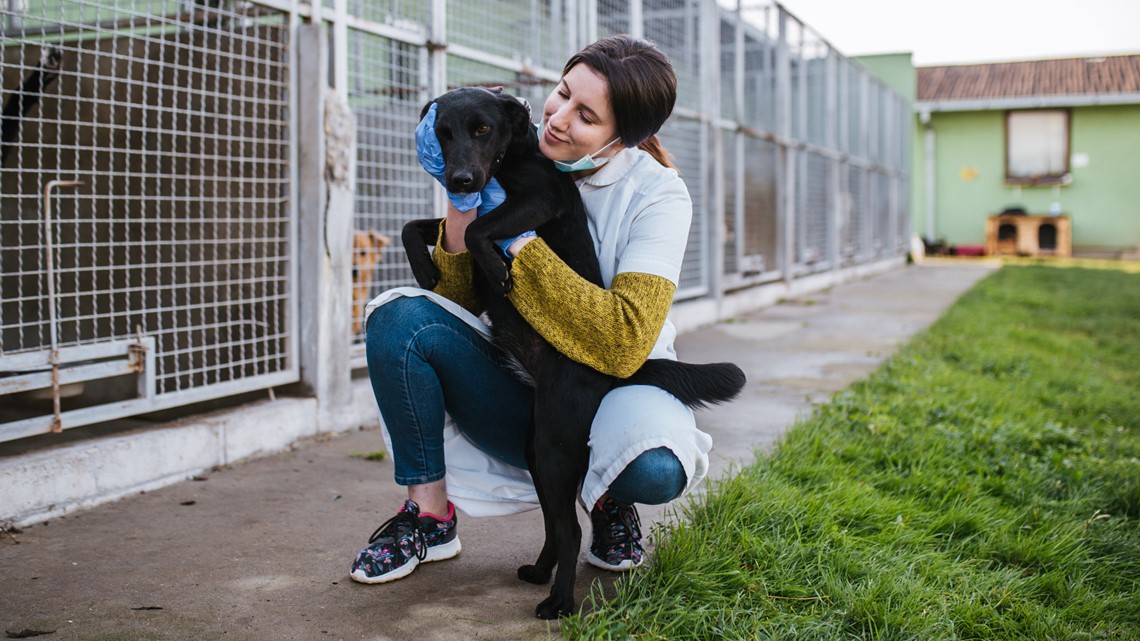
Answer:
[
  {"left": 367, "top": 509, "right": 427, "bottom": 562},
  {"left": 597, "top": 501, "right": 642, "bottom": 546}
]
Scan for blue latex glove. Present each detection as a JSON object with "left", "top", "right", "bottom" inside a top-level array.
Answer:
[
  {"left": 473, "top": 179, "right": 536, "bottom": 258},
  {"left": 416, "top": 103, "right": 481, "bottom": 211}
]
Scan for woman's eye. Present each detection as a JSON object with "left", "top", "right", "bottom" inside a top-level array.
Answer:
[
  {"left": 578, "top": 112, "right": 592, "bottom": 124},
  {"left": 475, "top": 124, "right": 490, "bottom": 135}
]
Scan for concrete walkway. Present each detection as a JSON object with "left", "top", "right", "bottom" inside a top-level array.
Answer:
[{"left": 0, "top": 262, "right": 996, "bottom": 641}]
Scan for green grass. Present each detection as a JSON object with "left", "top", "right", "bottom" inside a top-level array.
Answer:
[
  {"left": 350, "top": 450, "right": 388, "bottom": 461},
  {"left": 562, "top": 265, "right": 1140, "bottom": 641}
]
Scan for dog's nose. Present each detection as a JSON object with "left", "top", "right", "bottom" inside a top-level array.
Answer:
[{"left": 449, "top": 172, "right": 476, "bottom": 192}]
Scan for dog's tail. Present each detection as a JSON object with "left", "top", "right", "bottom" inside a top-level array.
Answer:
[{"left": 618, "top": 359, "right": 746, "bottom": 410}]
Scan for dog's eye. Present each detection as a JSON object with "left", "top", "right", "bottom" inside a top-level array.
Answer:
[{"left": 475, "top": 124, "right": 490, "bottom": 136}]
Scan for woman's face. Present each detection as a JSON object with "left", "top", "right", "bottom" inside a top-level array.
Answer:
[{"left": 539, "top": 63, "right": 624, "bottom": 164}]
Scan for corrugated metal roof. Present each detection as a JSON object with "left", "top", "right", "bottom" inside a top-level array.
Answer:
[{"left": 916, "top": 54, "right": 1140, "bottom": 102}]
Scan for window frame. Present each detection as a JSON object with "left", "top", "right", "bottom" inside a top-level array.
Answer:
[{"left": 1004, "top": 109, "right": 1071, "bottom": 186}]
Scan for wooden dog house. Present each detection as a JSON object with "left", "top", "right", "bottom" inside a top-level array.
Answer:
[{"left": 985, "top": 214, "right": 1071, "bottom": 257}]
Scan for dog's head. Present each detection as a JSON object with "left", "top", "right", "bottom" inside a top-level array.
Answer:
[{"left": 421, "top": 87, "right": 535, "bottom": 194}]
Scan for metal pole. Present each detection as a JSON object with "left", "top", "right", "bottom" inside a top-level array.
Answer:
[
  {"left": 42, "top": 179, "right": 84, "bottom": 433},
  {"left": 6, "top": 0, "right": 21, "bottom": 32}
]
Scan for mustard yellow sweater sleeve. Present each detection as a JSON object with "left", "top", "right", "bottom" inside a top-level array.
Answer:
[
  {"left": 429, "top": 220, "right": 483, "bottom": 315},
  {"left": 507, "top": 238, "right": 675, "bottom": 378}
]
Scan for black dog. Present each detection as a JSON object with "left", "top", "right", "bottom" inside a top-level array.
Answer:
[{"left": 402, "top": 87, "right": 745, "bottom": 619}]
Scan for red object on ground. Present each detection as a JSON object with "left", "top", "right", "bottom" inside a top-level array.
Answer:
[{"left": 955, "top": 245, "right": 986, "bottom": 256}]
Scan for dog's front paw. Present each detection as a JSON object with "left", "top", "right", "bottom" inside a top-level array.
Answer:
[
  {"left": 534, "top": 593, "right": 574, "bottom": 620},
  {"left": 495, "top": 271, "right": 513, "bottom": 296},
  {"left": 517, "top": 564, "right": 551, "bottom": 585}
]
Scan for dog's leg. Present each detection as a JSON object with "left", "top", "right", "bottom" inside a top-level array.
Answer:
[
  {"left": 401, "top": 218, "right": 444, "bottom": 289},
  {"left": 464, "top": 197, "right": 557, "bottom": 296},
  {"left": 528, "top": 379, "right": 601, "bottom": 620},
  {"left": 463, "top": 214, "right": 514, "bottom": 295},
  {"left": 517, "top": 416, "right": 557, "bottom": 585}
]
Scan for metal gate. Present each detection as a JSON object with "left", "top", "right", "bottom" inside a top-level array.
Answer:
[{"left": 1, "top": 0, "right": 297, "bottom": 442}]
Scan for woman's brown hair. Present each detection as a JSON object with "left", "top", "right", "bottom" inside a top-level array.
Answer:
[{"left": 562, "top": 35, "right": 677, "bottom": 170}]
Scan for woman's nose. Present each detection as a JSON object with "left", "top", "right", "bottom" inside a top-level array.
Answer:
[{"left": 547, "top": 107, "right": 570, "bottom": 133}]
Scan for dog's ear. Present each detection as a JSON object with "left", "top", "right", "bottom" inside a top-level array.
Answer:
[
  {"left": 497, "top": 92, "right": 533, "bottom": 138},
  {"left": 419, "top": 100, "right": 436, "bottom": 121}
]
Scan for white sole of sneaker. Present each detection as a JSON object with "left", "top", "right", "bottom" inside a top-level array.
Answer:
[
  {"left": 423, "top": 537, "right": 462, "bottom": 563},
  {"left": 585, "top": 550, "right": 641, "bottom": 572},
  {"left": 351, "top": 557, "right": 418, "bottom": 584},
  {"left": 349, "top": 537, "right": 462, "bottom": 585}
]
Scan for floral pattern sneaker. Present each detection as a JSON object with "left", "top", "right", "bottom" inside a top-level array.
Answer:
[
  {"left": 587, "top": 497, "right": 645, "bottom": 571},
  {"left": 349, "top": 499, "right": 461, "bottom": 584}
]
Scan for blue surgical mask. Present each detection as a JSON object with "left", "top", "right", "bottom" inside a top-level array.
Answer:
[{"left": 538, "top": 122, "right": 621, "bottom": 173}]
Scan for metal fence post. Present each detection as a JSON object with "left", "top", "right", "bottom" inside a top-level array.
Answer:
[
  {"left": 827, "top": 47, "right": 840, "bottom": 273},
  {"left": 428, "top": 0, "right": 447, "bottom": 217},
  {"left": 295, "top": 22, "right": 357, "bottom": 432},
  {"left": 776, "top": 8, "right": 794, "bottom": 282},
  {"left": 702, "top": 0, "right": 723, "bottom": 303},
  {"left": 732, "top": 2, "right": 745, "bottom": 277}
]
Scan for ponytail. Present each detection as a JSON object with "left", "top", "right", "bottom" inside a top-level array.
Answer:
[{"left": 637, "top": 134, "right": 677, "bottom": 172}]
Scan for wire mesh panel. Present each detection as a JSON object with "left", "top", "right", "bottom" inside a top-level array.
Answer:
[
  {"left": 659, "top": 115, "right": 706, "bottom": 297},
  {"left": 842, "top": 163, "right": 866, "bottom": 262},
  {"left": 345, "top": 4, "right": 572, "bottom": 357},
  {"left": 447, "top": 0, "right": 571, "bottom": 73},
  {"left": 897, "top": 174, "right": 909, "bottom": 252},
  {"left": 645, "top": 0, "right": 700, "bottom": 113},
  {"left": 348, "top": 30, "right": 430, "bottom": 339},
  {"left": 739, "top": 7, "right": 776, "bottom": 133},
  {"left": 783, "top": 16, "right": 802, "bottom": 139},
  {"left": 797, "top": 150, "right": 829, "bottom": 271},
  {"left": 872, "top": 169, "right": 891, "bottom": 257},
  {"left": 1, "top": 0, "right": 294, "bottom": 439},
  {"left": 346, "top": 0, "right": 432, "bottom": 27},
  {"left": 445, "top": 53, "right": 553, "bottom": 105},
  {"left": 740, "top": 134, "right": 778, "bottom": 275},
  {"left": 866, "top": 80, "right": 881, "bottom": 164},
  {"left": 718, "top": 13, "right": 736, "bottom": 122},
  {"left": 802, "top": 34, "right": 827, "bottom": 147},
  {"left": 844, "top": 60, "right": 864, "bottom": 158},
  {"left": 597, "top": 0, "right": 630, "bottom": 37}
]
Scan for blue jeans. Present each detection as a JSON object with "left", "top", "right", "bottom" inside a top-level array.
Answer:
[{"left": 366, "top": 296, "right": 686, "bottom": 506}]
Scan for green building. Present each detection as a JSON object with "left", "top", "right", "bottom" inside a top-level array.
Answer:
[{"left": 860, "top": 52, "right": 1140, "bottom": 259}]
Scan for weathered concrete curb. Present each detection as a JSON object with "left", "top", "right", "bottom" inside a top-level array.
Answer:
[{"left": 1, "top": 384, "right": 381, "bottom": 527}]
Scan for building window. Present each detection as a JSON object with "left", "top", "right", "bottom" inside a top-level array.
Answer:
[{"left": 1005, "top": 109, "right": 1070, "bottom": 185}]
